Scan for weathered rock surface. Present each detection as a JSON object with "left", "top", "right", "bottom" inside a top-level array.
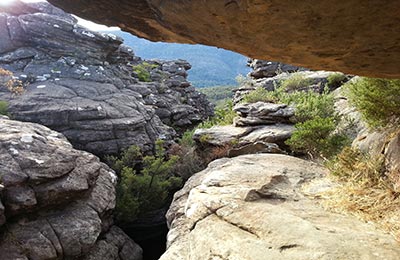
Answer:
[
  {"left": 0, "top": 118, "right": 142, "bottom": 260},
  {"left": 248, "top": 59, "right": 307, "bottom": 79},
  {"left": 47, "top": 0, "right": 400, "bottom": 79},
  {"left": 160, "top": 154, "right": 400, "bottom": 260},
  {"left": 234, "top": 101, "right": 295, "bottom": 126},
  {"left": 193, "top": 124, "right": 294, "bottom": 157},
  {"left": 0, "top": 1, "right": 213, "bottom": 156}
]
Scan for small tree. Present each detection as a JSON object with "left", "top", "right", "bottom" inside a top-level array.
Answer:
[{"left": 110, "top": 140, "right": 182, "bottom": 223}]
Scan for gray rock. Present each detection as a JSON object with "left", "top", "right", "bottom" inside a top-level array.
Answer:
[
  {"left": 248, "top": 59, "right": 307, "bottom": 79},
  {"left": 0, "top": 118, "right": 142, "bottom": 260},
  {"left": 0, "top": 2, "right": 213, "bottom": 156}
]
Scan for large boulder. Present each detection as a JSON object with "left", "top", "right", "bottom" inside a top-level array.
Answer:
[
  {"left": 160, "top": 154, "right": 400, "bottom": 260},
  {"left": 47, "top": 0, "right": 400, "bottom": 79},
  {"left": 0, "top": 1, "right": 213, "bottom": 156},
  {"left": 0, "top": 118, "right": 142, "bottom": 260}
]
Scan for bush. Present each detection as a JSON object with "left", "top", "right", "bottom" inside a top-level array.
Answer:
[
  {"left": 132, "top": 62, "right": 158, "bottom": 82},
  {"left": 169, "top": 143, "right": 205, "bottom": 180},
  {"left": 241, "top": 87, "right": 278, "bottom": 103},
  {"left": 327, "top": 73, "right": 347, "bottom": 89},
  {"left": 0, "top": 101, "right": 9, "bottom": 116},
  {"left": 108, "top": 140, "right": 182, "bottom": 223},
  {"left": 280, "top": 89, "right": 335, "bottom": 123},
  {"left": 345, "top": 77, "right": 400, "bottom": 128},
  {"left": 198, "top": 100, "right": 236, "bottom": 128},
  {"left": 285, "top": 117, "right": 349, "bottom": 159},
  {"left": 280, "top": 72, "right": 312, "bottom": 91}
]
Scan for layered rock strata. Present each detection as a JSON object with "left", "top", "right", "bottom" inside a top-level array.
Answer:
[
  {"left": 0, "top": 117, "right": 142, "bottom": 260},
  {"left": 0, "top": 1, "right": 212, "bottom": 156},
  {"left": 47, "top": 0, "right": 400, "bottom": 78}
]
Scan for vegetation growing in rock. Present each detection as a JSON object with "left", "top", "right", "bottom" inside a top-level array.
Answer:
[
  {"left": 197, "top": 100, "right": 236, "bottom": 128},
  {"left": 199, "top": 85, "right": 236, "bottom": 107},
  {"left": 345, "top": 78, "right": 400, "bottom": 128},
  {"left": 286, "top": 117, "right": 349, "bottom": 159},
  {"left": 132, "top": 62, "right": 158, "bottom": 82},
  {"left": 324, "top": 147, "right": 400, "bottom": 239},
  {"left": 326, "top": 72, "right": 347, "bottom": 89},
  {"left": 242, "top": 86, "right": 277, "bottom": 103},
  {"left": 107, "top": 140, "right": 182, "bottom": 223},
  {"left": 0, "top": 68, "right": 24, "bottom": 94},
  {"left": 0, "top": 101, "right": 9, "bottom": 116},
  {"left": 280, "top": 72, "right": 312, "bottom": 91},
  {"left": 240, "top": 83, "right": 348, "bottom": 159}
]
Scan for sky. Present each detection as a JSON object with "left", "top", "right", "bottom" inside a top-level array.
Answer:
[{"left": 1, "top": 0, "right": 119, "bottom": 31}]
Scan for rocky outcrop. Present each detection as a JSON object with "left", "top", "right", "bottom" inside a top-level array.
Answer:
[
  {"left": 0, "top": 117, "right": 142, "bottom": 260},
  {"left": 234, "top": 70, "right": 347, "bottom": 104},
  {"left": 160, "top": 154, "right": 400, "bottom": 260},
  {"left": 248, "top": 59, "right": 307, "bottom": 79},
  {"left": 233, "top": 101, "right": 295, "bottom": 126},
  {"left": 47, "top": 0, "right": 400, "bottom": 78},
  {"left": 0, "top": 1, "right": 213, "bottom": 156}
]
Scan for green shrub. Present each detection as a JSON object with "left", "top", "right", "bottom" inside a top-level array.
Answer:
[
  {"left": 327, "top": 73, "right": 347, "bottom": 89},
  {"left": 180, "top": 129, "right": 196, "bottom": 147},
  {"left": 198, "top": 100, "right": 236, "bottom": 129},
  {"left": 285, "top": 117, "right": 349, "bottom": 159},
  {"left": 345, "top": 77, "right": 400, "bottom": 128},
  {"left": 280, "top": 72, "right": 312, "bottom": 91},
  {"left": 132, "top": 62, "right": 158, "bottom": 82},
  {"left": 281, "top": 89, "right": 335, "bottom": 123},
  {"left": 108, "top": 140, "right": 182, "bottom": 223},
  {"left": 241, "top": 87, "right": 278, "bottom": 103},
  {"left": 0, "top": 101, "right": 9, "bottom": 116}
]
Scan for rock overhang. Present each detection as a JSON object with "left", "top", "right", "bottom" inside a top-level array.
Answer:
[{"left": 46, "top": 0, "right": 400, "bottom": 79}]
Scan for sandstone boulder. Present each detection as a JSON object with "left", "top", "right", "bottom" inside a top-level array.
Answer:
[{"left": 161, "top": 154, "right": 400, "bottom": 260}]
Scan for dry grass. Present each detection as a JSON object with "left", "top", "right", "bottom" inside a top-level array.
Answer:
[{"left": 322, "top": 147, "right": 400, "bottom": 241}]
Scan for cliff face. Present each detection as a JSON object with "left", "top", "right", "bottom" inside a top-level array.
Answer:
[
  {"left": 0, "top": 117, "right": 142, "bottom": 260},
  {"left": 0, "top": 1, "right": 213, "bottom": 156},
  {"left": 47, "top": 0, "right": 400, "bottom": 79}
]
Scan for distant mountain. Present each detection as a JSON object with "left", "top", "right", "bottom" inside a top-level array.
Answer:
[{"left": 110, "top": 31, "right": 250, "bottom": 87}]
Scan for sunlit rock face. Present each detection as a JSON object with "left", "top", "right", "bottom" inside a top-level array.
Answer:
[{"left": 48, "top": 0, "right": 400, "bottom": 79}]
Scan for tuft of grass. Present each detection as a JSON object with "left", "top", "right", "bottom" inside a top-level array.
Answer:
[{"left": 322, "top": 147, "right": 400, "bottom": 240}]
